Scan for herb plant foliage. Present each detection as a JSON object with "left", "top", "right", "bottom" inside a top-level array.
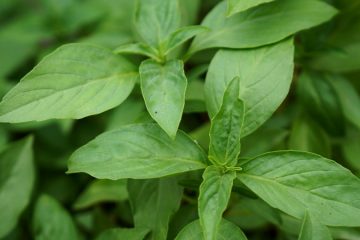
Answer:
[{"left": 0, "top": 0, "right": 360, "bottom": 239}]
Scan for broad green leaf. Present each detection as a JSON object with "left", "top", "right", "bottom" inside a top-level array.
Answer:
[
  {"left": 238, "top": 151, "right": 360, "bottom": 226},
  {"left": 0, "top": 43, "right": 137, "bottom": 123},
  {"left": 209, "top": 77, "right": 244, "bottom": 166},
  {"left": 297, "top": 71, "right": 345, "bottom": 136},
  {"left": 114, "top": 43, "right": 161, "bottom": 62},
  {"left": 128, "top": 177, "right": 183, "bottom": 240},
  {"left": 189, "top": 0, "right": 337, "bottom": 54},
  {"left": 135, "top": 0, "right": 181, "bottom": 48},
  {"left": 298, "top": 212, "right": 332, "bottom": 240},
  {"left": 328, "top": 75, "right": 360, "bottom": 130},
  {"left": 140, "top": 59, "right": 187, "bottom": 138},
  {"left": 73, "top": 179, "right": 128, "bottom": 210},
  {"left": 205, "top": 39, "right": 294, "bottom": 137},
  {"left": 175, "top": 219, "right": 247, "bottom": 240},
  {"left": 164, "top": 26, "right": 208, "bottom": 55},
  {"left": 68, "top": 123, "right": 207, "bottom": 179},
  {"left": 33, "top": 195, "right": 79, "bottom": 240},
  {"left": 199, "top": 166, "right": 236, "bottom": 240},
  {"left": 0, "top": 137, "right": 34, "bottom": 238},
  {"left": 96, "top": 227, "right": 149, "bottom": 240},
  {"left": 227, "top": 0, "right": 275, "bottom": 16},
  {"left": 289, "top": 116, "right": 331, "bottom": 157}
]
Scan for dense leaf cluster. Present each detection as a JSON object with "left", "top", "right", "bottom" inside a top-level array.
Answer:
[{"left": 0, "top": 0, "right": 360, "bottom": 239}]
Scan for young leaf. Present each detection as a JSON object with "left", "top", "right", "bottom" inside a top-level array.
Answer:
[
  {"left": 164, "top": 25, "right": 209, "bottom": 55},
  {"left": 135, "top": 0, "right": 181, "bottom": 48},
  {"left": 0, "top": 137, "right": 34, "bottom": 238},
  {"left": 209, "top": 77, "right": 244, "bottom": 166},
  {"left": 0, "top": 43, "right": 137, "bottom": 123},
  {"left": 189, "top": 0, "right": 337, "bottom": 54},
  {"left": 140, "top": 59, "right": 187, "bottom": 138},
  {"left": 238, "top": 151, "right": 360, "bottom": 226},
  {"left": 114, "top": 43, "right": 161, "bottom": 62},
  {"left": 33, "top": 195, "right": 79, "bottom": 240},
  {"left": 128, "top": 177, "right": 182, "bottom": 240},
  {"left": 199, "top": 166, "right": 236, "bottom": 240},
  {"left": 73, "top": 179, "right": 128, "bottom": 210},
  {"left": 227, "top": 0, "right": 275, "bottom": 16},
  {"left": 96, "top": 228, "right": 149, "bottom": 240},
  {"left": 175, "top": 219, "right": 247, "bottom": 240},
  {"left": 298, "top": 211, "right": 332, "bottom": 240},
  {"left": 205, "top": 39, "right": 294, "bottom": 137},
  {"left": 68, "top": 123, "right": 207, "bottom": 179}
]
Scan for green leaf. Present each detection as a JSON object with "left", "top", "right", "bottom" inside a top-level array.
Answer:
[
  {"left": 135, "top": 0, "right": 181, "bottom": 48},
  {"left": 96, "top": 228, "right": 149, "bottom": 240},
  {"left": 342, "top": 126, "right": 360, "bottom": 172},
  {"left": 205, "top": 39, "right": 294, "bottom": 137},
  {"left": 175, "top": 219, "right": 248, "bottom": 240},
  {"left": 189, "top": 0, "right": 337, "bottom": 54},
  {"left": 297, "top": 71, "right": 345, "bottom": 136},
  {"left": 114, "top": 43, "right": 161, "bottom": 61},
  {"left": 199, "top": 166, "right": 236, "bottom": 240},
  {"left": 164, "top": 25, "right": 209, "bottom": 55},
  {"left": 0, "top": 43, "right": 137, "bottom": 123},
  {"left": 227, "top": 0, "right": 275, "bottom": 16},
  {"left": 0, "top": 137, "right": 34, "bottom": 238},
  {"left": 209, "top": 77, "right": 244, "bottom": 166},
  {"left": 128, "top": 177, "right": 183, "bottom": 240},
  {"left": 73, "top": 179, "right": 128, "bottom": 210},
  {"left": 289, "top": 116, "right": 331, "bottom": 157},
  {"left": 238, "top": 151, "right": 360, "bottom": 226},
  {"left": 298, "top": 211, "right": 332, "bottom": 240},
  {"left": 140, "top": 59, "right": 187, "bottom": 138},
  {"left": 68, "top": 123, "right": 207, "bottom": 179},
  {"left": 328, "top": 75, "right": 360, "bottom": 130},
  {"left": 33, "top": 195, "right": 79, "bottom": 240}
]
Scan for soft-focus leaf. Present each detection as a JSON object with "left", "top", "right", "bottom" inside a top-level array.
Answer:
[
  {"left": 0, "top": 137, "right": 34, "bottom": 238},
  {"left": 73, "top": 179, "right": 128, "bottom": 210},
  {"left": 0, "top": 43, "right": 137, "bottom": 123},
  {"left": 33, "top": 195, "right": 79, "bottom": 240},
  {"left": 227, "top": 0, "right": 275, "bottom": 16},
  {"left": 140, "top": 59, "right": 187, "bottom": 138},
  {"left": 189, "top": 0, "right": 337, "bottom": 54},
  {"left": 135, "top": 0, "right": 181, "bottom": 48},
  {"left": 68, "top": 123, "right": 207, "bottom": 179},
  {"left": 175, "top": 219, "right": 247, "bottom": 240},
  {"left": 96, "top": 228, "right": 149, "bottom": 240},
  {"left": 238, "top": 151, "right": 360, "bottom": 226},
  {"left": 209, "top": 77, "right": 244, "bottom": 166},
  {"left": 289, "top": 116, "right": 331, "bottom": 157},
  {"left": 298, "top": 211, "right": 332, "bottom": 240},
  {"left": 328, "top": 75, "right": 360, "bottom": 130},
  {"left": 128, "top": 177, "right": 183, "bottom": 240},
  {"left": 205, "top": 39, "right": 294, "bottom": 137},
  {"left": 297, "top": 71, "right": 345, "bottom": 136},
  {"left": 198, "top": 166, "right": 236, "bottom": 240}
]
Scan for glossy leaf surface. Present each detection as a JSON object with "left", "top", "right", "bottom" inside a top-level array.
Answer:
[
  {"left": 68, "top": 124, "right": 207, "bottom": 179},
  {"left": 238, "top": 151, "right": 360, "bottom": 226},
  {"left": 0, "top": 43, "right": 137, "bottom": 123},
  {"left": 205, "top": 39, "right": 294, "bottom": 137}
]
